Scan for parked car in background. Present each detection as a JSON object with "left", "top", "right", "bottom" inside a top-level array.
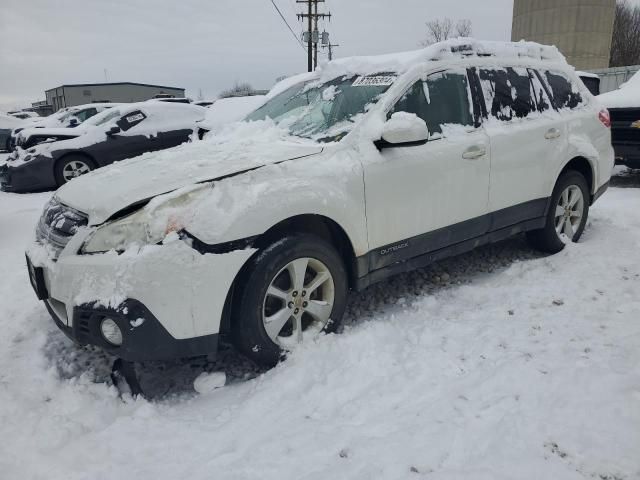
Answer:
[
  {"left": 197, "top": 95, "right": 266, "bottom": 137},
  {"left": 0, "top": 102, "right": 205, "bottom": 192},
  {"left": 9, "top": 103, "right": 119, "bottom": 151},
  {"left": 598, "top": 71, "right": 640, "bottom": 169},
  {"left": 24, "top": 39, "right": 612, "bottom": 369},
  {"left": 0, "top": 113, "right": 26, "bottom": 152},
  {"left": 8, "top": 111, "right": 40, "bottom": 120}
]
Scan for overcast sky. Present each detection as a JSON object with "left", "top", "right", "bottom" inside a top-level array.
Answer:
[{"left": 0, "top": 0, "right": 630, "bottom": 110}]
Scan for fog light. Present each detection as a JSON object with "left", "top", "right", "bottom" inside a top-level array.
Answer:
[{"left": 100, "top": 318, "right": 123, "bottom": 346}]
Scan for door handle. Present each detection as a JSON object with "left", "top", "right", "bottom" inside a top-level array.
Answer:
[
  {"left": 462, "top": 145, "right": 487, "bottom": 160},
  {"left": 545, "top": 128, "right": 561, "bottom": 140}
]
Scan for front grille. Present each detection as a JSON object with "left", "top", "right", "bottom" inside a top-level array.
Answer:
[
  {"left": 609, "top": 108, "right": 640, "bottom": 123},
  {"left": 36, "top": 198, "right": 88, "bottom": 259}
]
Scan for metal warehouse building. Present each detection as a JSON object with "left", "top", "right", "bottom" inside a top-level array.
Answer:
[
  {"left": 512, "top": 0, "right": 616, "bottom": 70},
  {"left": 45, "top": 82, "right": 185, "bottom": 111}
]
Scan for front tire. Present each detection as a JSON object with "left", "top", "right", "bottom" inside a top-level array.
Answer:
[
  {"left": 526, "top": 170, "right": 590, "bottom": 253},
  {"left": 231, "top": 234, "right": 348, "bottom": 367},
  {"left": 54, "top": 155, "right": 95, "bottom": 186}
]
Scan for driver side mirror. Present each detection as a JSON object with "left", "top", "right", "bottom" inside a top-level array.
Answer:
[
  {"left": 69, "top": 118, "right": 78, "bottom": 127},
  {"left": 376, "top": 112, "right": 429, "bottom": 149},
  {"left": 106, "top": 126, "right": 121, "bottom": 136}
]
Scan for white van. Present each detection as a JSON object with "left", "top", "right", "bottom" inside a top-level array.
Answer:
[{"left": 27, "top": 39, "right": 613, "bottom": 367}]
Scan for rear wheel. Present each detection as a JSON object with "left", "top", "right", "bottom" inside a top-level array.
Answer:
[
  {"left": 231, "top": 234, "right": 348, "bottom": 366},
  {"left": 526, "top": 170, "right": 590, "bottom": 253},
  {"left": 54, "top": 155, "right": 95, "bottom": 186}
]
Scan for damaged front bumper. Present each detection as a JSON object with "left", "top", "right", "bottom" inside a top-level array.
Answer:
[{"left": 27, "top": 237, "right": 255, "bottom": 362}]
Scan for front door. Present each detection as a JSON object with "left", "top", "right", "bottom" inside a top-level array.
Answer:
[{"left": 363, "top": 69, "right": 491, "bottom": 270}]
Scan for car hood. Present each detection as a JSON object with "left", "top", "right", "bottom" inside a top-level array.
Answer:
[
  {"left": 18, "top": 126, "right": 82, "bottom": 140},
  {"left": 56, "top": 138, "right": 323, "bottom": 225}
]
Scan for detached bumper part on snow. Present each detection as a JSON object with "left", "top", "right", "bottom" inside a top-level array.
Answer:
[
  {"left": 0, "top": 157, "right": 58, "bottom": 192},
  {"left": 44, "top": 298, "right": 219, "bottom": 362}
]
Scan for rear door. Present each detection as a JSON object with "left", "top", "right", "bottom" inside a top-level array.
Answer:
[
  {"left": 363, "top": 68, "right": 491, "bottom": 270},
  {"left": 476, "top": 66, "right": 567, "bottom": 225}
]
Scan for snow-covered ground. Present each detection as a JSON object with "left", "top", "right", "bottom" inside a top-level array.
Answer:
[{"left": 0, "top": 173, "right": 639, "bottom": 479}]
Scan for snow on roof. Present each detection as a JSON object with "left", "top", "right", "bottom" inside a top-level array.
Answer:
[
  {"left": 598, "top": 71, "right": 640, "bottom": 109},
  {"left": 316, "top": 38, "right": 567, "bottom": 82},
  {"left": 267, "top": 39, "right": 568, "bottom": 96}
]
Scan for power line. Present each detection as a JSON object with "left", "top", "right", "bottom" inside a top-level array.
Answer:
[{"left": 269, "top": 0, "right": 306, "bottom": 52}]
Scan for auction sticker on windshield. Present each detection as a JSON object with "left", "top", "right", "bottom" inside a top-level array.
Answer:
[{"left": 352, "top": 75, "right": 396, "bottom": 87}]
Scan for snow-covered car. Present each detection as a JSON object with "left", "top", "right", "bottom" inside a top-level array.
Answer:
[
  {"left": 26, "top": 39, "right": 613, "bottom": 369},
  {"left": 598, "top": 71, "right": 640, "bottom": 169},
  {"left": 8, "top": 111, "right": 39, "bottom": 120},
  {"left": 9, "top": 103, "right": 119, "bottom": 151},
  {"left": 1, "top": 102, "right": 205, "bottom": 192},
  {"left": 196, "top": 95, "right": 266, "bottom": 136},
  {"left": 0, "top": 113, "right": 26, "bottom": 151}
]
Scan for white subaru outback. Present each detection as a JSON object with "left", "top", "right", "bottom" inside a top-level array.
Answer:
[{"left": 27, "top": 39, "right": 613, "bottom": 367}]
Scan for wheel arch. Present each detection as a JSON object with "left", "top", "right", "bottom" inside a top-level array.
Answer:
[
  {"left": 557, "top": 156, "right": 595, "bottom": 197},
  {"left": 218, "top": 214, "right": 359, "bottom": 335}
]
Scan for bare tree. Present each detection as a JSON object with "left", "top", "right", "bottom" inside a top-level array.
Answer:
[
  {"left": 610, "top": 0, "right": 640, "bottom": 67},
  {"left": 219, "top": 82, "right": 256, "bottom": 99},
  {"left": 421, "top": 18, "right": 472, "bottom": 46}
]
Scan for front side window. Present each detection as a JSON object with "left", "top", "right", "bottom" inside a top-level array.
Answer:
[
  {"left": 543, "top": 70, "right": 585, "bottom": 110},
  {"left": 389, "top": 71, "right": 473, "bottom": 136},
  {"left": 246, "top": 74, "right": 395, "bottom": 142},
  {"left": 87, "top": 109, "right": 121, "bottom": 127},
  {"left": 116, "top": 110, "right": 147, "bottom": 131},
  {"left": 74, "top": 108, "right": 97, "bottom": 122},
  {"left": 479, "top": 67, "right": 536, "bottom": 121}
]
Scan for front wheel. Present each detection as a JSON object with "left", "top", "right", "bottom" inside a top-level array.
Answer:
[
  {"left": 526, "top": 170, "right": 590, "bottom": 253},
  {"left": 231, "top": 234, "right": 348, "bottom": 366},
  {"left": 54, "top": 155, "right": 95, "bottom": 186}
]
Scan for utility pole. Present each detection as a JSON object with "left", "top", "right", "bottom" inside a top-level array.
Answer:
[
  {"left": 297, "top": 0, "right": 331, "bottom": 72},
  {"left": 322, "top": 41, "right": 339, "bottom": 61}
]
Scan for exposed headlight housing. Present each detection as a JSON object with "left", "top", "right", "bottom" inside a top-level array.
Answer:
[{"left": 81, "top": 184, "right": 208, "bottom": 254}]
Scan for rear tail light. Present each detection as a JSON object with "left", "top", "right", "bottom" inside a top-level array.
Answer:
[{"left": 598, "top": 109, "right": 611, "bottom": 128}]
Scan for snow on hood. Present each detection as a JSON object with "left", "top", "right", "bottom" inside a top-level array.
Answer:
[
  {"left": 198, "top": 96, "right": 266, "bottom": 131},
  {"left": 17, "top": 126, "right": 84, "bottom": 140},
  {"left": 55, "top": 120, "right": 323, "bottom": 225},
  {"left": 598, "top": 71, "right": 640, "bottom": 109}
]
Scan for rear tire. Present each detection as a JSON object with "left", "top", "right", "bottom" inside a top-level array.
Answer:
[
  {"left": 54, "top": 155, "right": 95, "bottom": 186},
  {"left": 526, "top": 170, "right": 590, "bottom": 253},
  {"left": 231, "top": 234, "right": 348, "bottom": 367}
]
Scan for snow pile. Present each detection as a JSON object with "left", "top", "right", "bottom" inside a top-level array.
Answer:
[
  {"left": 598, "top": 71, "right": 640, "bottom": 108},
  {"left": 0, "top": 113, "right": 24, "bottom": 130},
  {"left": 0, "top": 187, "right": 639, "bottom": 479},
  {"left": 198, "top": 95, "right": 266, "bottom": 131}
]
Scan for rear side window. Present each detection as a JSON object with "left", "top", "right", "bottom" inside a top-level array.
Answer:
[
  {"left": 543, "top": 71, "right": 585, "bottom": 110},
  {"left": 528, "top": 70, "right": 552, "bottom": 113},
  {"left": 479, "top": 67, "right": 536, "bottom": 121},
  {"left": 390, "top": 71, "right": 473, "bottom": 136}
]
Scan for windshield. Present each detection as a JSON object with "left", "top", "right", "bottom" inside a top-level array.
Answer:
[
  {"left": 85, "top": 108, "right": 121, "bottom": 127},
  {"left": 246, "top": 74, "right": 396, "bottom": 142}
]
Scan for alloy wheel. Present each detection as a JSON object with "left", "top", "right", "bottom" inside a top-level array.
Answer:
[
  {"left": 262, "top": 257, "right": 335, "bottom": 348},
  {"left": 62, "top": 160, "right": 91, "bottom": 182},
  {"left": 554, "top": 185, "right": 584, "bottom": 240}
]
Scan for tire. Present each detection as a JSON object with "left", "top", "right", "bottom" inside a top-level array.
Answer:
[
  {"left": 54, "top": 155, "right": 96, "bottom": 186},
  {"left": 231, "top": 234, "right": 348, "bottom": 367},
  {"left": 526, "top": 170, "right": 590, "bottom": 253}
]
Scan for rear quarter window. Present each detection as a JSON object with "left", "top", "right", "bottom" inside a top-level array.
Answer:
[{"left": 542, "top": 70, "right": 586, "bottom": 110}]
